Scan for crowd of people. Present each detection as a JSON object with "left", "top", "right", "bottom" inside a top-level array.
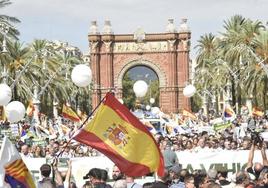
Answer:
[{"left": 1, "top": 110, "right": 268, "bottom": 187}]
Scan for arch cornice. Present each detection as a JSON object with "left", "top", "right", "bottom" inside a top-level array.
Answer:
[{"left": 116, "top": 58, "right": 167, "bottom": 89}]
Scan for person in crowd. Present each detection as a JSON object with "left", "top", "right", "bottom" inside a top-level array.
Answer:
[
  {"left": 241, "top": 137, "right": 252, "bottom": 150},
  {"left": 58, "top": 160, "right": 72, "bottom": 188},
  {"left": 142, "top": 182, "right": 153, "bottom": 188},
  {"left": 184, "top": 175, "right": 195, "bottom": 188},
  {"left": 192, "top": 170, "right": 206, "bottom": 188},
  {"left": 234, "top": 171, "right": 251, "bottom": 188},
  {"left": 223, "top": 139, "right": 232, "bottom": 150},
  {"left": 248, "top": 116, "right": 257, "bottom": 130},
  {"left": 33, "top": 145, "right": 45, "bottom": 157},
  {"left": 100, "top": 169, "right": 112, "bottom": 188},
  {"left": 162, "top": 140, "right": 179, "bottom": 170},
  {"left": 168, "top": 164, "right": 184, "bottom": 188},
  {"left": 38, "top": 159, "right": 64, "bottom": 188},
  {"left": 258, "top": 168, "right": 268, "bottom": 187},
  {"left": 194, "top": 138, "right": 208, "bottom": 152},
  {"left": 230, "top": 141, "right": 238, "bottom": 150},
  {"left": 53, "top": 141, "right": 61, "bottom": 156},
  {"left": 216, "top": 168, "right": 232, "bottom": 187},
  {"left": 150, "top": 173, "right": 170, "bottom": 188},
  {"left": 21, "top": 144, "right": 33, "bottom": 158},
  {"left": 126, "top": 176, "right": 142, "bottom": 188},
  {"left": 83, "top": 168, "right": 111, "bottom": 188},
  {"left": 60, "top": 146, "right": 73, "bottom": 158},
  {"left": 207, "top": 183, "right": 221, "bottom": 188},
  {"left": 112, "top": 165, "right": 125, "bottom": 182},
  {"left": 113, "top": 179, "right": 127, "bottom": 188},
  {"left": 246, "top": 141, "right": 268, "bottom": 180},
  {"left": 206, "top": 169, "right": 218, "bottom": 183}
]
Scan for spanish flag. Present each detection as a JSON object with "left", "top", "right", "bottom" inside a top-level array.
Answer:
[
  {"left": 0, "top": 137, "right": 36, "bottom": 188},
  {"left": 62, "top": 104, "right": 80, "bottom": 122},
  {"left": 182, "top": 109, "right": 197, "bottom": 121},
  {"left": 74, "top": 93, "right": 164, "bottom": 177},
  {"left": 252, "top": 107, "right": 264, "bottom": 117}
]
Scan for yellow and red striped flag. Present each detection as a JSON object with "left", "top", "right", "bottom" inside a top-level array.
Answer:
[
  {"left": 74, "top": 93, "right": 164, "bottom": 177},
  {"left": 62, "top": 104, "right": 80, "bottom": 122},
  {"left": 26, "top": 101, "right": 35, "bottom": 117},
  {"left": 182, "top": 109, "right": 197, "bottom": 120},
  {"left": 0, "top": 137, "right": 36, "bottom": 188},
  {"left": 252, "top": 107, "right": 264, "bottom": 117}
]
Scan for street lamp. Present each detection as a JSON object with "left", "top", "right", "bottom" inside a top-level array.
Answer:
[
  {"left": 235, "top": 44, "right": 268, "bottom": 76},
  {"left": 0, "top": 22, "right": 9, "bottom": 54},
  {"left": 0, "top": 23, "right": 27, "bottom": 123},
  {"left": 0, "top": 23, "right": 9, "bottom": 85}
]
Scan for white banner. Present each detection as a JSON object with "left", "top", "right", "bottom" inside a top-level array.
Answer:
[
  {"left": 177, "top": 150, "right": 265, "bottom": 173},
  {"left": 23, "top": 150, "right": 266, "bottom": 186}
]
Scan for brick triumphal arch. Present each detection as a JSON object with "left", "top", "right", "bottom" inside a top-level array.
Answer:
[{"left": 88, "top": 19, "right": 191, "bottom": 113}]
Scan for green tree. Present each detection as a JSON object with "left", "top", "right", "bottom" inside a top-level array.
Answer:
[{"left": 122, "top": 73, "right": 135, "bottom": 110}]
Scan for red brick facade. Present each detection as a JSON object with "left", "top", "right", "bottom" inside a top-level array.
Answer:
[{"left": 89, "top": 31, "right": 191, "bottom": 113}]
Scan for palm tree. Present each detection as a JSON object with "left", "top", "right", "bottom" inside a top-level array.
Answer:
[
  {"left": 194, "top": 15, "right": 267, "bottom": 114},
  {"left": 220, "top": 15, "right": 264, "bottom": 112},
  {"left": 6, "top": 41, "right": 30, "bottom": 101},
  {"left": 0, "top": 0, "right": 20, "bottom": 43}
]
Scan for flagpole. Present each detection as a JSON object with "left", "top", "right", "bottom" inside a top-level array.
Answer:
[{"left": 56, "top": 93, "right": 107, "bottom": 158}]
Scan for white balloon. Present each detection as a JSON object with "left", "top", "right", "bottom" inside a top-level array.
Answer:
[
  {"left": 0, "top": 83, "right": 12, "bottom": 106},
  {"left": 5, "top": 101, "right": 25, "bottom": 123},
  {"left": 151, "top": 107, "right": 160, "bottom": 115},
  {"left": 71, "top": 64, "right": 92, "bottom": 87},
  {"left": 133, "top": 80, "right": 148, "bottom": 98},
  {"left": 183, "top": 84, "right": 196, "bottom": 98},
  {"left": 149, "top": 98, "right": 155, "bottom": 104},
  {"left": 146, "top": 105, "right": 151, "bottom": 111}
]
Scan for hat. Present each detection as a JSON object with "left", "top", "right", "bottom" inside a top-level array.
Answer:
[
  {"left": 83, "top": 168, "right": 102, "bottom": 180},
  {"left": 169, "top": 164, "right": 182, "bottom": 174}
]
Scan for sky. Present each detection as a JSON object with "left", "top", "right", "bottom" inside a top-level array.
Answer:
[{"left": 2, "top": 0, "right": 268, "bottom": 58}]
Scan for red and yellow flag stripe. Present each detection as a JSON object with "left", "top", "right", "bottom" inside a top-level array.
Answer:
[
  {"left": 5, "top": 159, "right": 36, "bottom": 188},
  {"left": 62, "top": 104, "right": 81, "bottom": 122}
]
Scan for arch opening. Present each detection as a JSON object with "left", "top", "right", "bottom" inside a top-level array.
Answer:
[{"left": 122, "top": 65, "right": 159, "bottom": 110}]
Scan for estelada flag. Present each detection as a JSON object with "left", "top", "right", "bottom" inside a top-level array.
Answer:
[
  {"left": 223, "top": 106, "right": 236, "bottom": 120},
  {"left": 26, "top": 101, "right": 35, "bottom": 117},
  {"left": 252, "top": 107, "right": 264, "bottom": 117},
  {"left": 0, "top": 137, "right": 36, "bottom": 188},
  {"left": 74, "top": 92, "right": 164, "bottom": 177},
  {"left": 182, "top": 109, "right": 197, "bottom": 120},
  {"left": 62, "top": 104, "right": 80, "bottom": 122}
]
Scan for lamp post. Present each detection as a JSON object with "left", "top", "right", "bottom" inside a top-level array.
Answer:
[
  {"left": 212, "top": 59, "right": 245, "bottom": 114},
  {"left": 0, "top": 23, "right": 9, "bottom": 84},
  {"left": 246, "top": 94, "right": 253, "bottom": 115}
]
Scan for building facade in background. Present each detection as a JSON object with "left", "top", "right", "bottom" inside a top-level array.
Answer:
[{"left": 89, "top": 19, "right": 191, "bottom": 113}]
